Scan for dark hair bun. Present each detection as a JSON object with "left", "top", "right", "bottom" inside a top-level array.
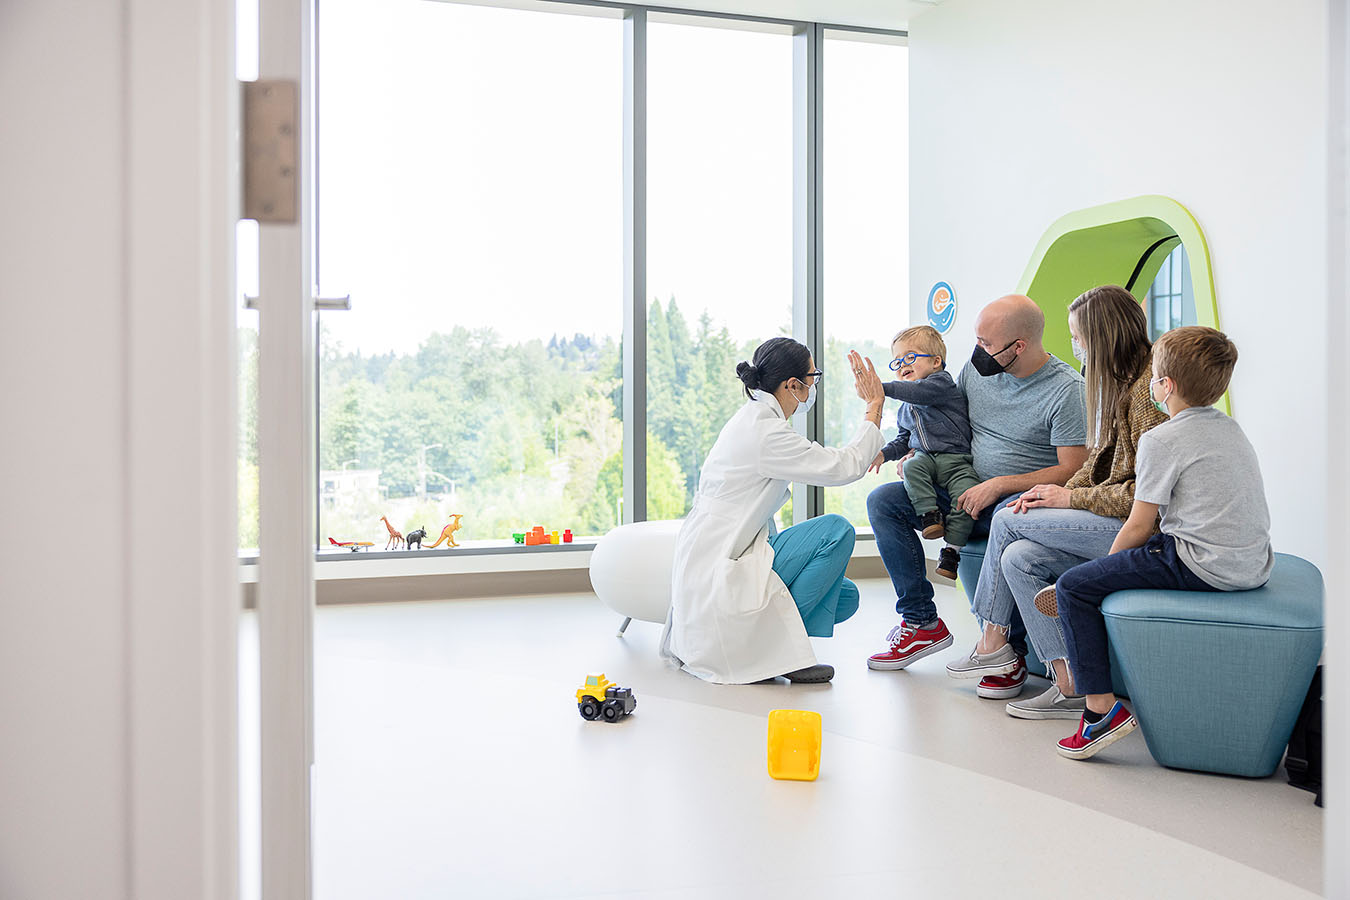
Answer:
[{"left": 736, "top": 361, "right": 760, "bottom": 390}]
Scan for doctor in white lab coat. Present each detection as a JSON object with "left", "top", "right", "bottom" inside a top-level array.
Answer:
[{"left": 660, "top": 337, "right": 887, "bottom": 684}]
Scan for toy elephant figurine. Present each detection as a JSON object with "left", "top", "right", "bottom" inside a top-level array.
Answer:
[{"left": 405, "top": 527, "right": 427, "bottom": 550}]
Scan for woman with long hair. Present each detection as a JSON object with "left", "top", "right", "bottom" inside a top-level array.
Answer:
[{"left": 943, "top": 285, "right": 1168, "bottom": 716}]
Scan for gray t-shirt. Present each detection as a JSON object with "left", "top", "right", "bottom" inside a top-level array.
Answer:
[
  {"left": 957, "top": 356, "right": 1087, "bottom": 482},
  {"left": 1134, "top": 406, "right": 1274, "bottom": 590}
]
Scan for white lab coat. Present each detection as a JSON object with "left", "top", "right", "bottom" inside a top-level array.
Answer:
[{"left": 659, "top": 391, "right": 884, "bottom": 684}]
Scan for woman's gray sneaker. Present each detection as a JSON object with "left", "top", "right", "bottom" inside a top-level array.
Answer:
[
  {"left": 944, "top": 642, "right": 1019, "bottom": 679},
  {"left": 1004, "top": 683, "right": 1086, "bottom": 719}
]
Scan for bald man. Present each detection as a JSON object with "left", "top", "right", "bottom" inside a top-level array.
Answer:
[{"left": 866, "top": 295, "right": 1088, "bottom": 692}]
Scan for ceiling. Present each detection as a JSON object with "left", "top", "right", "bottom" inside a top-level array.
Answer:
[{"left": 639, "top": 0, "right": 939, "bottom": 30}]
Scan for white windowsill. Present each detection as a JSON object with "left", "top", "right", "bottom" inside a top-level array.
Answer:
[{"left": 237, "top": 533, "right": 888, "bottom": 582}]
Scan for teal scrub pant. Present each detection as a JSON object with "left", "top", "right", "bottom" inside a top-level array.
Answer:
[{"left": 768, "top": 513, "right": 859, "bottom": 638}]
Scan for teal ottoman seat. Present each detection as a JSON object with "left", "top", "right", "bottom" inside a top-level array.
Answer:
[
  {"left": 958, "top": 538, "right": 1129, "bottom": 697},
  {"left": 1102, "top": 553, "right": 1324, "bottom": 777}
]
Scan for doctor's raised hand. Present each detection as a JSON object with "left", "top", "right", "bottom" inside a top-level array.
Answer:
[{"left": 848, "top": 350, "right": 885, "bottom": 428}]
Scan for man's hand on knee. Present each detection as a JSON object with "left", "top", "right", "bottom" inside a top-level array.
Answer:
[{"left": 956, "top": 478, "right": 1005, "bottom": 518}]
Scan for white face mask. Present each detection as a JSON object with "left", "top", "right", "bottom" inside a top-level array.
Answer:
[
  {"left": 1071, "top": 338, "right": 1086, "bottom": 365},
  {"left": 793, "top": 380, "right": 817, "bottom": 415},
  {"left": 1150, "top": 376, "right": 1172, "bottom": 417}
]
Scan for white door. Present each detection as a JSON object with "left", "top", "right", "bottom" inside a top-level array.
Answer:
[{"left": 243, "top": 0, "right": 317, "bottom": 896}]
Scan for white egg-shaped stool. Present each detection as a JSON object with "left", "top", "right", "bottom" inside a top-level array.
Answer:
[{"left": 588, "top": 519, "right": 685, "bottom": 636}]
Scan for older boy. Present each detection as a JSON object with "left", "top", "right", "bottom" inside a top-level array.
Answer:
[{"left": 1039, "top": 326, "right": 1273, "bottom": 759}]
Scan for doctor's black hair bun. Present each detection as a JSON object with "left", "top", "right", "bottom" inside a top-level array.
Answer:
[
  {"left": 736, "top": 361, "right": 760, "bottom": 392},
  {"left": 739, "top": 336, "right": 811, "bottom": 400}
]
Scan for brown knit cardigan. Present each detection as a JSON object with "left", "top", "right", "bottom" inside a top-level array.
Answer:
[{"left": 1065, "top": 354, "right": 1169, "bottom": 519}]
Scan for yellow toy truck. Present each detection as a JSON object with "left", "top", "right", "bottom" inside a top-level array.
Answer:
[{"left": 576, "top": 672, "right": 637, "bottom": 723}]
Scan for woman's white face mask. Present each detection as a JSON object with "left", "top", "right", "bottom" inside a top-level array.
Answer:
[{"left": 792, "top": 379, "right": 817, "bottom": 415}]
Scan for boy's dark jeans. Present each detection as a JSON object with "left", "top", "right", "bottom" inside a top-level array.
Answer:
[
  {"left": 867, "top": 481, "right": 1026, "bottom": 655},
  {"left": 1058, "top": 532, "right": 1217, "bottom": 696}
]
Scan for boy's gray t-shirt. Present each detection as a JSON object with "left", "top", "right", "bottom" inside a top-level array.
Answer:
[
  {"left": 1134, "top": 406, "right": 1274, "bottom": 590},
  {"left": 957, "top": 356, "right": 1087, "bottom": 482}
]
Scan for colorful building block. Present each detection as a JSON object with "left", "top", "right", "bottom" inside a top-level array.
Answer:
[{"left": 766, "top": 709, "right": 822, "bottom": 781}]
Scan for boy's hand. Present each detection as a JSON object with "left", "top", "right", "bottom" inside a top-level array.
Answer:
[
  {"left": 868, "top": 452, "right": 886, "bottom": 474},
  {"left": 1008, "top": 484, "right": 1071, "bottom": 513}
]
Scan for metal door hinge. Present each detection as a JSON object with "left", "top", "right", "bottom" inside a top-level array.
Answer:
[{"left": 243, "top": 80, "right": 298, "bottom": 223}]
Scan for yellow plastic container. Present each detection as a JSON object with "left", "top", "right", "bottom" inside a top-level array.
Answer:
[{"left": 766, "top": 709, "right": 822, "bottom": 781}]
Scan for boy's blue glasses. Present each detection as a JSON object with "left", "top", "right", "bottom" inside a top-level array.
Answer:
[{"left": 889, "top": 352, "right": 933, "bottom": 371}]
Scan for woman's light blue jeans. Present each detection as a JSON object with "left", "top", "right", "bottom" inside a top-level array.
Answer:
[
  {"left": 769, "top": 513, "right": 859, "bottom": 638},
  {"left": 970, "top": 506, "right": 1124, "bottom": 665}
]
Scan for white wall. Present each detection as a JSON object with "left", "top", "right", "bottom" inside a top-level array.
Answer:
[
  {"left": 1324, "top": 2, "right": 1348, "bottom": 894},
  {"left": 908, "top": 0, "right": 1330, "bottom": 566},
  {"left": 0, "top": 1, "right": 239, "bottom": 898},
  {"left": 0, "top": 2, "right": 130, "bottom": 895}
]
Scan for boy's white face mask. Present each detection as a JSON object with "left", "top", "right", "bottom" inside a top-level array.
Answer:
[{"left": 1150, "top": 376, "right": 1172, "bottom": 417}]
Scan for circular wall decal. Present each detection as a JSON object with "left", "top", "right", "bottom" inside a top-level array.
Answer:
[{"left": 927, "top": 282, "right": 957, "bottom": 334}]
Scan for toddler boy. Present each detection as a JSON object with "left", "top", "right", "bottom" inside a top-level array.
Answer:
[
  {"left": 1036, "top": 326, "right": 1272, "bottom": 759},
  {"left": 871, "top": 325, "right": 980, "bottom": 580}
]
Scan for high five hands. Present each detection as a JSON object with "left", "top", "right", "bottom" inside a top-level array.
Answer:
[{"left": 848, "top": 350, "right": 884, "bottom": 405}]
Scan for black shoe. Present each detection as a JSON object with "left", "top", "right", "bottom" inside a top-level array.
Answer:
[
  {"left": 919, "top": 510, "right": 946, "bottom": 540},
  {"left": 783, "top": 664, "right": 834, "bottom": 683},
  {"left": 936, "top": 546, "right": 961, "bottom": 581}
]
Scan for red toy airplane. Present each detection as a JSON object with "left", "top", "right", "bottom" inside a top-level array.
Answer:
[{"left": 327, "top": 537, "right": 375, "bottom": 552}]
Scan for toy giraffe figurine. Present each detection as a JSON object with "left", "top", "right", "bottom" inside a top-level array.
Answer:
[
  {"left": 427, "top": 514, "right": 464, "bottom": 548},
  {"left": 379, "top": 515, "right": 404, "bottom": 550}
]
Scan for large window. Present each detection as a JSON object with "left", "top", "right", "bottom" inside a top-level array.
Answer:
[
  {"left": 822, "top": 33, "right": 908, "bottom": 528},
  {"left": 646, "top": 18, "right": 794, "bottom": 524},
  {"left": 289, "top": 3, "right": 905, "bottom": 556},
  {"left": 1146, "top": 245, "right": 1196, "bottom": 341},
  {"left": 316, "top": 0, "right": 623, "bottom": 546}
]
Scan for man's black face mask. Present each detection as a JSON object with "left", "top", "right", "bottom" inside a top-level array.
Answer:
[{"left": 971, "top": 340, "right": 1019, "bottom": 377}]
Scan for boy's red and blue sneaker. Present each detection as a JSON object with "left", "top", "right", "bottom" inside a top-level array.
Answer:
[{"left": 1057, "top": 700, "right": 1137, "bottom": 759}]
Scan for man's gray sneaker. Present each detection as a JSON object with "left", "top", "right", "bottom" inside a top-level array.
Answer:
[
  {"left": 944, "top": 642, "right": 1019, "bottom": 679},
  {"left": 1005, "top": 683, "right": 1087, "bottom": 720}
]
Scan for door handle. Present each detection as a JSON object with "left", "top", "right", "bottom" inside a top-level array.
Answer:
[{"left": 243, "top": 294, "right": 351, "bottom": 311}]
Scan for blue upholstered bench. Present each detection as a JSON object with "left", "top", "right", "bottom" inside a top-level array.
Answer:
[
  {"left": 1103, "top": 553, "right": 1323, "bottom": 777},
  {"left": 959, "top": 542, "right": 1324, "bottom": 776}
]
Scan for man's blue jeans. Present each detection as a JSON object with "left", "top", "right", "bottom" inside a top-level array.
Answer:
[
  {"left": 866, "top": 481, "right": 1025, "bottom": 654},
  {"left": 1057, "top": 532, "right": 1218, "bottom": 695}
]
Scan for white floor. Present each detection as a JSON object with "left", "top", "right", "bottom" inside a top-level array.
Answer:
[{"left": 240, "top": 578, "right": 1323, "bottom": 899}]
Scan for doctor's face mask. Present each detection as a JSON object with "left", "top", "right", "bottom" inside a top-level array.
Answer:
[{"left": 791, "top": 378, "right": 817, "bottom": 414}]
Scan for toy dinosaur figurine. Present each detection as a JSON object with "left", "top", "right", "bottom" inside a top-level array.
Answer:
[
  {"left": 405, "top": 526, "right": 427, "bottom": 550},
  {"left": 379, "top": 515, "right": 404, "bottom": 550},
  {"left": 427, "top": 514, "right": 464, "bottom": 548}
]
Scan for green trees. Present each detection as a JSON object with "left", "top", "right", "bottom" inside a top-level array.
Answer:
[{"left": 236, "top": 298, "right": 842, "bottom": 550}]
